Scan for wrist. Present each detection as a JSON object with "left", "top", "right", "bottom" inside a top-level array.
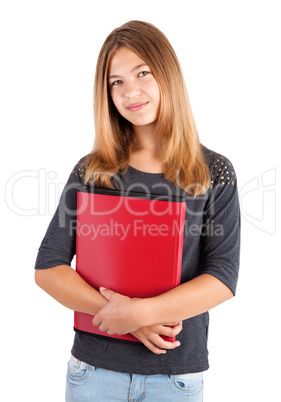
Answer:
[{"left": 134, "top": 297, "right": 157, "bottom": 328}]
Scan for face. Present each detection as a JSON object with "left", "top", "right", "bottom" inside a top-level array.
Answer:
[{"left": 108, "top": 47, "right": 161, "bottom": 130}]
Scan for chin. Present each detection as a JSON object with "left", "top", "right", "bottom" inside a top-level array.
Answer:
[
  {"left": 132, "top": 121, "right": 152, "bottom": 126},
  {"left": 130, "top": 116, "right": 157, "bottom": 127}
]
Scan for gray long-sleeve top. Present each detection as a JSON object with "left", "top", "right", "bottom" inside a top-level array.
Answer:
[{"left": 34, "top": 145, "right": 240, "bottom": 375}]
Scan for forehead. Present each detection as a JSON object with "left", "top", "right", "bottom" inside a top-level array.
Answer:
[{"left": 108, "top": 47, "right": 146, "bottom": 74}]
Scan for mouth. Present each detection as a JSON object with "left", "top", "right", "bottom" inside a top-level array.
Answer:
[{"left": 126, "top": 102, "right": 149, "bottom": 112}]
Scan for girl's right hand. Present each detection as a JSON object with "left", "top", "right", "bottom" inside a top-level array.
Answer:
[{"left": 131, "top": 322, "right": 182, "bottom": 354}]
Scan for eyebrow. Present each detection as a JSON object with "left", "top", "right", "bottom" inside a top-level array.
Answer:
[{"left": 108, "top": 63, "right": 149, "bottom": 80}]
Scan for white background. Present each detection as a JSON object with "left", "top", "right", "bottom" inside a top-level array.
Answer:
[{"left": 1, "top": 1, "right": 280, "bottom": 401}]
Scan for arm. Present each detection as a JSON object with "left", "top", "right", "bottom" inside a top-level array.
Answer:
[
  {"left": 140, "top": 273, "right": 233, "bottom": 326},
  {"left": 35, "top": 265, "right": 108, "bottom": 315},
  {"left": 93, "top": 273, "right": 232, "bottom": 335},
  {"left": 35, "top": 265, "right": 182, "bottom": 354}
]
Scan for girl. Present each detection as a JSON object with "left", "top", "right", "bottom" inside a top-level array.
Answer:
[{"left": 34, "top": 20, "right": 240, "bottom": 401}]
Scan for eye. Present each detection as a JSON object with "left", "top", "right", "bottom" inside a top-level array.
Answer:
[
  {"left": 138, "top": 71, "right": 149, "bottom": 77},
  {"left": 111, "top": 80, "right": 122, "bottom": 86}
]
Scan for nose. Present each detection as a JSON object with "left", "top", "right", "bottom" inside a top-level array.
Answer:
[{"left": 123, "top": 81, "right": 142, "bottom": 98}]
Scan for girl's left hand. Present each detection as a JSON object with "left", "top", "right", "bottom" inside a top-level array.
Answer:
[
  {"left": 92, "top": 287, "right": 142, "bottom": 335},
  {"left": 131, "top": 322, "right": 182, "bottom": 354}
]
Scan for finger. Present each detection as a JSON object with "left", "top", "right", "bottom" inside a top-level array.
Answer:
[
  {"left": 92, "top": 314, "right": 103, "bottom": 327},
  {"left": 98, "top": 323, "right": 107, "bottom": 332},
  {"left": 99, "top": 287, "right": 114, "bottom": 300},
  {"left": 133, "top": 334, "right": 167, "bottom": 355},
  {"left": 106, "top": 329, "right": 116, "bottom": 335},
  {"left": 163, "top": 322, "right": 183, "bottom": 330},
  {"left": 163, "top": 321, "right": 182, "bottom": 327},
  {"left": 144, "top": 340, "right": 167, "bottom": 355},
  {"left": 150, "top": 335, "right": 181, "bottom": 350},
  {"left": 161, "top": 324, "right": 183, "bottom": 338},
  {"left": 98, "top": 322, "right": 111, "bottom": 333}
]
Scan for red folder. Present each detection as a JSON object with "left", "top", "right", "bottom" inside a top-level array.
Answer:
[{"left": 74, "top": 188, "right": 186, "bottom": 342}]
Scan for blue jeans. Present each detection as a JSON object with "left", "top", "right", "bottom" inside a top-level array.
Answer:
[{"left": 65, "top": 354, "right": 204, "bottom": 401}]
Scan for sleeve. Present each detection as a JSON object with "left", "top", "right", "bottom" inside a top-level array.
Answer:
[
  {"left": 200, "top": 155, "right": 241, "bottom": 295},
  {"left": 34, "top": 156, "right": 87, "bottom": 270}
]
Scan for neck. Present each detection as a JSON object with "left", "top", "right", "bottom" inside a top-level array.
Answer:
[{"left": 132, "top": 124, "right": 161, "bottom": 157}]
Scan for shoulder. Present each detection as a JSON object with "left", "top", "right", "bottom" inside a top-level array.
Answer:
[
  {"left": 201, "top": 145, "right": 231, "bottom": 168},
  {"left": 70, "top": 154, "right": 90, "bottom": 179},
  {"left": 201, "top": 145, "right": 238, "bottom": 189}
]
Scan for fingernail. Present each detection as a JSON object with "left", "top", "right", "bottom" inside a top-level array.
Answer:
[
  {"left": 100, "top": 287, "right": 106, "bottom": 291},
  {"left": 176, "top": 341, "right": 181, "bottom": 346}
]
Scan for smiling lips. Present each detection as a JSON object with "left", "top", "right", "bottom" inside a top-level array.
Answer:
[{"left": 126, "top": 102, "right": 149, "bottom": 112}]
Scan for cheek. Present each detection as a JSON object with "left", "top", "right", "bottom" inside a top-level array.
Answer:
[
  {"left": 154, "top": 85, "right": 161, "bottom": 106},
  {"left": 150, "top": 86, "right": 161, "bottom": 111},
  {"left": 110, "top": 91, "right": 123, "bottom": 113},
  {"left": 145, "top": 79, "right": 160, "bottom": 103},
  {"left": 110, "top": 91, "right": 118, "bottom": 107}
]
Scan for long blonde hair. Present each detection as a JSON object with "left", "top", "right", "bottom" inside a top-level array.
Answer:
[{"left": 83, "top": 20, "right": 210, "bottom": 196}]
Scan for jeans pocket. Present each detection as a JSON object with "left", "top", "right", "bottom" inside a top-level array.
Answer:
[
  {"left": 167, "top": 372, "right": 204, "bottom": 396},
  {"left": 67, "top": 354, "right": 96, "bottom": 387}
]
